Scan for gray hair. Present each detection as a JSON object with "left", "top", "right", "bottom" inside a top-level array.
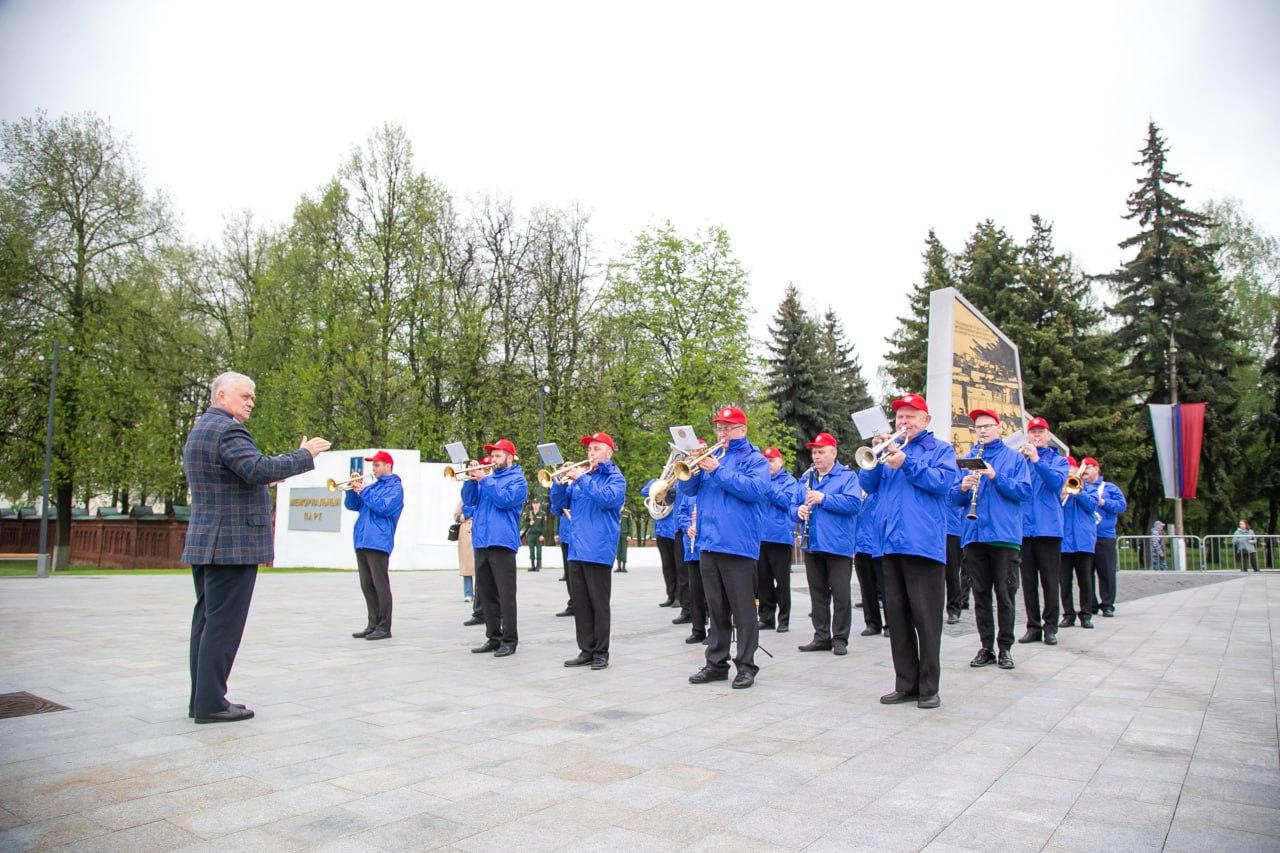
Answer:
[{"left": 209, "top": 371, "right": 255, "bottom": 403}]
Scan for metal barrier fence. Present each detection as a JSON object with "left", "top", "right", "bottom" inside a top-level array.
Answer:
[{"left": 1116, "top": 534, "right": 1280, "bottom": 571}]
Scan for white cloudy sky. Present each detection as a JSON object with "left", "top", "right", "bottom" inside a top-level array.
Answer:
[{"left": 2, "top": 0, "right": 1277, "bottom": 392}]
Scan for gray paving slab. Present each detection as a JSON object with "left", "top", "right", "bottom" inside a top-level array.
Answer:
[{"left": 2, "top": 567, "right": 1279, "bottom": 851}]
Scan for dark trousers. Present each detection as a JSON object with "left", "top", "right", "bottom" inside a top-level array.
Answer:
[
  {"left": 656, "top": 536, "right": 678, "bottom": 600},
  {"left": 964, "top": 544, "right": 1020, "bottom": 652},
  {"left": 945, "top": 534, "right": 969, "bottom": 615},
  {"left": 675, "top": 532, "right": 692, "bottom": 616},
  {"left": 567, "top": 560, "right": 611, "bottom": 657},
  {"left": 1092, "top": 537, "right": 1117, "bottom": 612},
  {"left": 757, "top": 541, "right": 792, "bottom": 627},
  {"left": 1019, "top": 536, "right": 1061, "bottom": 632},
  {"left": 560, "top": 543, "right": 573, "bottom": 614},
  {"left": 527, "top": 539, "right": 542, "bottom": 569},
  {"left": 854, "top": 553, "right": 884, "bottom": 630},
  {"left": 701, "top": 551, "right": 758, "bottom": 673},
  {"left": 1237, "top": 550, "right": 1260, "bottom": 572},
  {"left": 804, "top": 551, "right": 853, "bottom": 642},
  {"left": 686, "top": 558, "right": 706, "bottom": 636},
  {"left": 475, "top": 546, "right": 518, "bottom": 646},
  {"left": 355, "top": 548, "right": 393, "bottom": 632},
  {"left": 882, "top": 554, "right": 945, "bottom": 698},
  {"left": 1061, "top": 551, "right": 1095, "bottom": 619},
  {"left": 189, "top": 564, "right": 257, "bottom": 716}
]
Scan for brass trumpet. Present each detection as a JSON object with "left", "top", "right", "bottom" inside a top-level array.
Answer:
[
  {"left": 537, "top": 458, "right": 592, "bottom": 488},
  {"left": 443, "top": 462, "right": 494, "bottom": 481},
  {"left": 326, "top": 473, "right": 374, "bottom": 492},
  {"left": 855, "top": 428, "right": 911, "bottom": 470},
  {"left": 671, "top": 441, "right": 727, "bottom": 479},
  {"left": 1060, "top": 461, "right": 1087, "bottom": 505}
]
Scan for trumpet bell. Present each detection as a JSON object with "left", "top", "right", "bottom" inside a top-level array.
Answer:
[
  {"left": 326, "top": 478, "right": 340, "bottom": 492},
  {"left": 854, "top": 446, "right": 878, "bottom": 470},
  {"left": 537, "top": 468, "right": 554, "bottom": 488}
]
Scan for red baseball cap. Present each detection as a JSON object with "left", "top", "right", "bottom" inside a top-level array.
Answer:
[
  {"left": 891, "top": 394, "right": 928, "bottom": 414},
  {"left": 1026, "top": 416, "right": 1050, "bottom": 431},
  {"left": 1082, "top": 456, "right": 1100, "bottom": 468},
  {"left": 1067, "top": 456, "right": 1078, "bottom": 468},
  {"left": 483, "top": 438, "right": 517, "bottom": 456},
  {"left": 580, "top": 432, "right": 615, "bottom": 450},
  {"left": 364, "top": 450, "right": 394, "bottom": 465},
  {"left": 806, "top": 432, "right": 838, "bottom": 448},
  {"left": 762, "top": 446, "right": 783, "bottom": 460},
  {"left": 711, "top": 405, "right": 747, "bottom": 426},
  {"left": 969, "top": 409, "right": 1000, "bottom": 424},
  {"left": 480, "top": 456, "right": 492, "bottom": 466}
]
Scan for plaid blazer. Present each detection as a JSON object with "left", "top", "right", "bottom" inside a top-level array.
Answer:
[{"left": 181, "top": 407, "right": 315, "bottom": 566}]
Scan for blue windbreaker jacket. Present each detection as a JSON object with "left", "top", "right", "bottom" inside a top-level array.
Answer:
[
  {"left": 678, "top": 494, "right": 699, "bottom": 562},
  {"left": 460, "top": 464, "right": 528, "bottom": 551},
  {"left": 343, "top": 473, "right": 404, "bottom": 554},
  {"left": 762, "top": 467, "right": 800, "bottom": 546},
  {"left": 675, "top": 437, "right": 769, "bottom": 559},
  {"left": 859, "top": 430, "right": 959, "bottom": 565},
  {"left": 854, "top": 488, "right": 883, "bottom": 558},
  {"left": 791, "top": 461, "right": 861, "bottom": 557},
  {"left": 1022, "top": 446, "right": 1068, "bottom": 538},
  {"left": 640, "top": 478, "right": 679, "bottom": 539},
  {"left": 1094, "top": 478, "right": 1128, "bottom": 538},
  {"left": 552, "top": 461, "right": 626, "bottom": 566},
  {"left": 550, "top": 485, "right": 572, "bottom": 546},
  {"left": 945, "top": 493, "right": 965, "bottom": 539},
  {"left": 1062, "top": 481, "right": 1100, "bottom": 553},
  {"left": 951, "top": 438, "right": 1031, "bottom": 547}
]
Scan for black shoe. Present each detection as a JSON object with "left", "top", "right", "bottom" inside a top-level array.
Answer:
[
  {"left": 1102, "top": 608, "right": 1115, "bottom": 617},
  {"left": 946, "top": 613, "right": 960, "bottom": 625},
  {"left": 758, "top": 620, "right": 775, "bottom": 630},
  {"left": 194, "top": 705, "right": 254, "bottom": 724},
  {"left": 556, "top": 608, "right": 574, "bottom": 617},
  {"left": 1059, "top": 616, "right": 1075, "bottom": 627},
  {"left": 672, "top": 614, "right": 692, "bottom": 625},
  {"left": 880, "top": 690, "right": 918, "bottom": 704},
  {"left": 564, "top": 652, "right": 593, "bottom": 667},
  {"left": 615, "top": 567, "right": 627, "bottom": 573},
  {"left": 997, "top": 650, "right": 1015, "bottom": 669},
  {"left": 917, "top": 694, "right": 941, "bottom": 709},
  {"left": 832, "top": 641, "right": 848, "bottom": 656},
  {"left": 529, "top": 567, "right": 540, "bottom": 572},
  {"left": 689, "top": 666, "right": 729, "bottom": 684},
  {"left": 1017, "top": 629, "right": 1042, "bottom": 644},
  {"left": 463, "top": 616, "right": 484, "bottom": 626},
  {"left": 854, "top": 600, "right": 862, "bottom": 608},
  {"left": 352, "top": 627, "right": 374, "bottom": 638},
  {"left": 189, "top": 702, "right": 245, "bottom": 719},
  {"left": 659, "top": 598, "right": 675, "bottom": 607},
  {"left": 1043, "top": 632, "right": 1058, "bottom": 646},
  {"left": 591, "top": 656, "right": 609, "bottom": 670},
  {"left": 494, "top": 644, "right": 517, "bottom": 657},
  {"left": 860, "top": 626, "right": 881, "bottom": 637},
  {"left": 732, "top": 670, "right": 755, "bottom": 689},
  {"left": 883, "top": 626, "right": 890, "bottom": 638},
  {"left": 1080, "top": 616, "right": 1094, "bottom": 629},
  {"left": 559, "top": 574, "right": 567, "bottom": 582},
  {"left": 471, "top": 640, "right": 500, "bottom": 653},
  {"left": 776, "top": 624, "right": 789, "bottom": 633},
  {"left": 970, "top": 649, "right": 997, "bottom": 667},
  {"left": 798, "top": 640, "right": 833, "bottom": 652},
  {"left": 685, "top": 633, "right": 706, "bottom": 644},
  {"left": 365, "top": 629, "right": 391, "bottom": 641}
]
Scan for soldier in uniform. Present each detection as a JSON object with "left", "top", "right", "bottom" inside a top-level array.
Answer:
[
  {"left": 522, "top": 500, "right": 547, "bottom": 571},
  {"left": 615, "top": 509, "right": 632, "bottom": 572}
]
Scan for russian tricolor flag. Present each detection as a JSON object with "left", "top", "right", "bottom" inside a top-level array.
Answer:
[{"left": 1149, "top": 403, "right": 1205, "bottom": 500}]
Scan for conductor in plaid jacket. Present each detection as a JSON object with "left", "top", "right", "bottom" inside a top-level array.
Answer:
[{"left": 181, "top": 372, "right": 330, "bottom": 723}]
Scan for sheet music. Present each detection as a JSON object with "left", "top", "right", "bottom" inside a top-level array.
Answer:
[
  {"left": 443, "top": 442, "right": 469, "bottom": 465},
  {"left": 669, "top": 425, "right": 700, "bottom": 452},
  {"left": 851, "top": 406, "right": 892, "bottom": 439},
  {"left": 537, "top": 443, "right": 564, "bottom": 465}
]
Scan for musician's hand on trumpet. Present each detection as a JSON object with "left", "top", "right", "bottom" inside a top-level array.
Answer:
[{"left": 300, "top": 435, "right": 332, "bottom": 457}]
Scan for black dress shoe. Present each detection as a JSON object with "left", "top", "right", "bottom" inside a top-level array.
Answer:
[
  {"left": 1017, "top": 629, "right": 1042, "bottom": 644},
  {"left": 880, "top": 690, "right": 918, "bottom": 704},
  {"left": 685, "top": 633, "right": 706, "bottom": 644},
  {"left": 590, "top": 656, "right": 609, "bottom": 670},
  {"left": 189, "top": 703, "right": 244, "bottom": 719},
  {"left": 1102, "top": 608, "right": 1115, "bottom": 617},
  {"left": 854, "top": 600, "right": 862, "bottom": 608},
  {"left": 463, "top": 616, "right": 484, "bottom": 626},
  {"left": 689, "top": 666, "right": 729, "bottom": 684},
  {"left": 997, "top": 650, "right": 1015, "bottom": 669},
  {"left": 494, "top": 644, "right": 517, "bottom": 657},
  {"left": 732, "top": 670, "right": 755, "bottom": 689},
  {"left": 352, "top": 627, "right": 374, "bottom": 638},
  {"left": 471, "top": 639, "right": 500, "bottom": 653},
  {"left": 946, "top": 613, "right": 960, "bottom": 625},
  {"left": 883, "top": 626, "right": 890, "bottom": 638},
  {"left": 776, "top": 624, "right": 789, "bottom": 633},
  {"left": 672, "top": 614, "right": 692, "bottom": 625},
  {"left": 860, "top": 626, "right": 881, "bottom": 637},
  {"left": 1043, "top": 632, "right": 1058, "bottom": 645},
  {"left": 917, "top": 694, "right": 941, "bottom": 709},
  {"left": 564, "top": 652, "right": 592, "bottom": 667},
  {"left": 832, "top": 641, "right": 848, "bottom": 656},
  {"left": 557, "top": 608, "right": 574, "bottom": 617},
  {"left": 1080, "top": 616, "right": 1094, "bottom": 629},
  {"left": 194, "top": 705, "right": 254, "bottom": 724},
  {"left": 1059, "top": 616, "right": 1075, "bottom": 627},
  {"left": 798, "top": 639, "right": 833, "bottom": 652},
  {"left": 365, "top": 629, "right": 391, "bottom": 640},
  {"left": 659, "top": 598, "right": 675, "bottom": 607},
  {"left": 970, "top": 649, "right": 997, "bottom": 667},
  {"left": 758, "top": 620, "right": 775, "bottom": 630}
]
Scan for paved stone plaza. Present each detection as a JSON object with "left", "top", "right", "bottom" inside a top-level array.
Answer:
[{"left": 1, "top": 562, "right": 1278, "bottom": 851}]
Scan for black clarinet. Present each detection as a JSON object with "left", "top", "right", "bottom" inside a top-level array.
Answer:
[
  {"left": 966, "top": 443, "right": 985, "bottom": 521},
  {"left": 801, "top": 467, "right": 816, "bottom": 549}
]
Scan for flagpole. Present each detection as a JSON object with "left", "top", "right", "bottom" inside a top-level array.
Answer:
[{"left": 1170, "top": 323, "right": 1184, "bottom": 540}]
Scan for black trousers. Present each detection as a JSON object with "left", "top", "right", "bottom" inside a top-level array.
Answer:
[
  {"left": 757, "top": 541, "right": 792, "bottom": 627},
  {"left": 355, "top": 548, "right": 393, "bottom": 632},
  {"left": 1061, "top": 551, "right": 1095, "bottom": 619},
  {"left": 189, "top": 564, "right": 257, "bottom": 716},
  {"left": 964, "top": 544, "right": 1020, "bottom": 652},
  {"left": 882, "top": 554, "right": 945, "bottom": 698},
  {"left": 1237, "top": 550, "right": 1260, "bottom": 571},
  {"left": 675, "top": 532, "right": 691, "bottom": 616},
  {"left": 567, "top": 560, "right": 611, "bottom": 657},
  {"left": 804, "top": 551, "right": 853, "bottom": 642},
  {"left": 1092, "top": 537, "right": 1117, "bottom": 612},
  {"left": 475, "top": 546, "right": 518, "bottom": 646},
  {"left": 686, "top": 557, "right": 706, "bottom": 636},
  {"left": 1019, "top": 536, "right": 1061, "bottom": 632},
  {"left": 945, "top": 534, "right": 969, "bottom": 615},
  {"left": 854, "top": 553, "right": 884, "bottom": 630},
  {"left": 656, "top": 536, "right": 678, "bottom": 600},
  {"left": 560, "top": 543, "right": 574, "bottom": 614},
  {"left": 701, "top": 551, "right": 758, "bottom": 673}
]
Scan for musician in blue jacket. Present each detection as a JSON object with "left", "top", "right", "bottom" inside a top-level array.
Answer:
[
  {"left": 1017, "top": 417, "right": 1068, "bottom": 646},
  {"left": 793, "top": 433, "right": 862, "bottom": 656},
  {"left": 860, "top": 394, "right": 959, "bottom": 710},
  {"left": 554, "top": 432, "right": 627, "bottom": 670},
  {"left": 854, "top": 487, "right": 886, "bottom": 636},
  {"left": 550, "top": 480, "right": 574, "bottom": 618},
  {"left": 461, "top": 438, "right": 527, "bottom": 658},
  {"left": 678, "top": 492, "right": 706, "bottom": 644},
  {"left": 757, "top": 446, "right": 798, "bottom": 633},
  {"left": 944, "top": 494, "right": 967, "bottom": 625},
  {"left": 1086, "top": 457, "right": 1127, "bottom": 617},
  {"left": 678, "top": 406, "right": 770, "bottom": 690},
  {"left": 344, "top": 450, "right": 405, "bottom": 642},
  {"left": 641, "top": 477, "right": 682, "bottom": 608},
  {"left": 1060, "top": 456, "right": 1101, "bottom": 628}
]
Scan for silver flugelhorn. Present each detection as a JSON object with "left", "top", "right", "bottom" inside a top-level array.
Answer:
[{"left": 855, "top": 428, "right": 910, "bottom": 470}]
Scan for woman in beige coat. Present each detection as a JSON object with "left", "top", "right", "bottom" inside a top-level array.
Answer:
[{"left": 454, "top": 500, "right": 475, "bottom": 597}]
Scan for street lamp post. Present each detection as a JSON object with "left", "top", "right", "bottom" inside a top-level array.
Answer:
[
  {"left": 35, "top": 342, "right": 67, "bottom": 578},
  {"left": 538, "top": 384, "right": 549, "bottom": 446}
]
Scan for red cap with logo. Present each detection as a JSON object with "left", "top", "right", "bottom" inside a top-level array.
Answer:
[
  {"left": 711, "top": 405, "right": 747, "bottom": 426},
  {"left": 805, "top": 432, "right": 838, "bottom": 448},
  {"left": 1026, "top": 416, "right": 1050, "bottom": 431},
  {"left": 483, "top": 438, "right": 517, "bottom": 456},
  {"left": 580, "top": 432, "right": 615, "bottom": 450},
  {"left": 1082, "top": 456, "right": 1100, "bottom": 468},
  {"left": 969, "top": 409, "right": 1000, "bottom": 424},
  {"left": 762, "top": 446, "right": 782, "bottom": 460},
  {"left": 891, "top": 393, "right": 929, "bottom": 414},
  {"left": 365, "top": 450, "right": 394, "bottom": 465}
]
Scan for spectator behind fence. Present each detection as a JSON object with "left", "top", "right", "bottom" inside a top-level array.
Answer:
[
  {"left": 1233, "top": 519, "right": 1259, "bottom": 572},
  {"left": 1149, "top": 520, "right": 1169, "bottom": 571}
]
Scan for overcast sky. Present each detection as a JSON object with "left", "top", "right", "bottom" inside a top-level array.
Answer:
[{"left": 2, "top": 0, "right": 1277, "bottom": 393}]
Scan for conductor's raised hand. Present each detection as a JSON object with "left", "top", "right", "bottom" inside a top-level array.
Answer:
[{"left": 300, "top": 436, "right": 331, "bottom": 457}]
